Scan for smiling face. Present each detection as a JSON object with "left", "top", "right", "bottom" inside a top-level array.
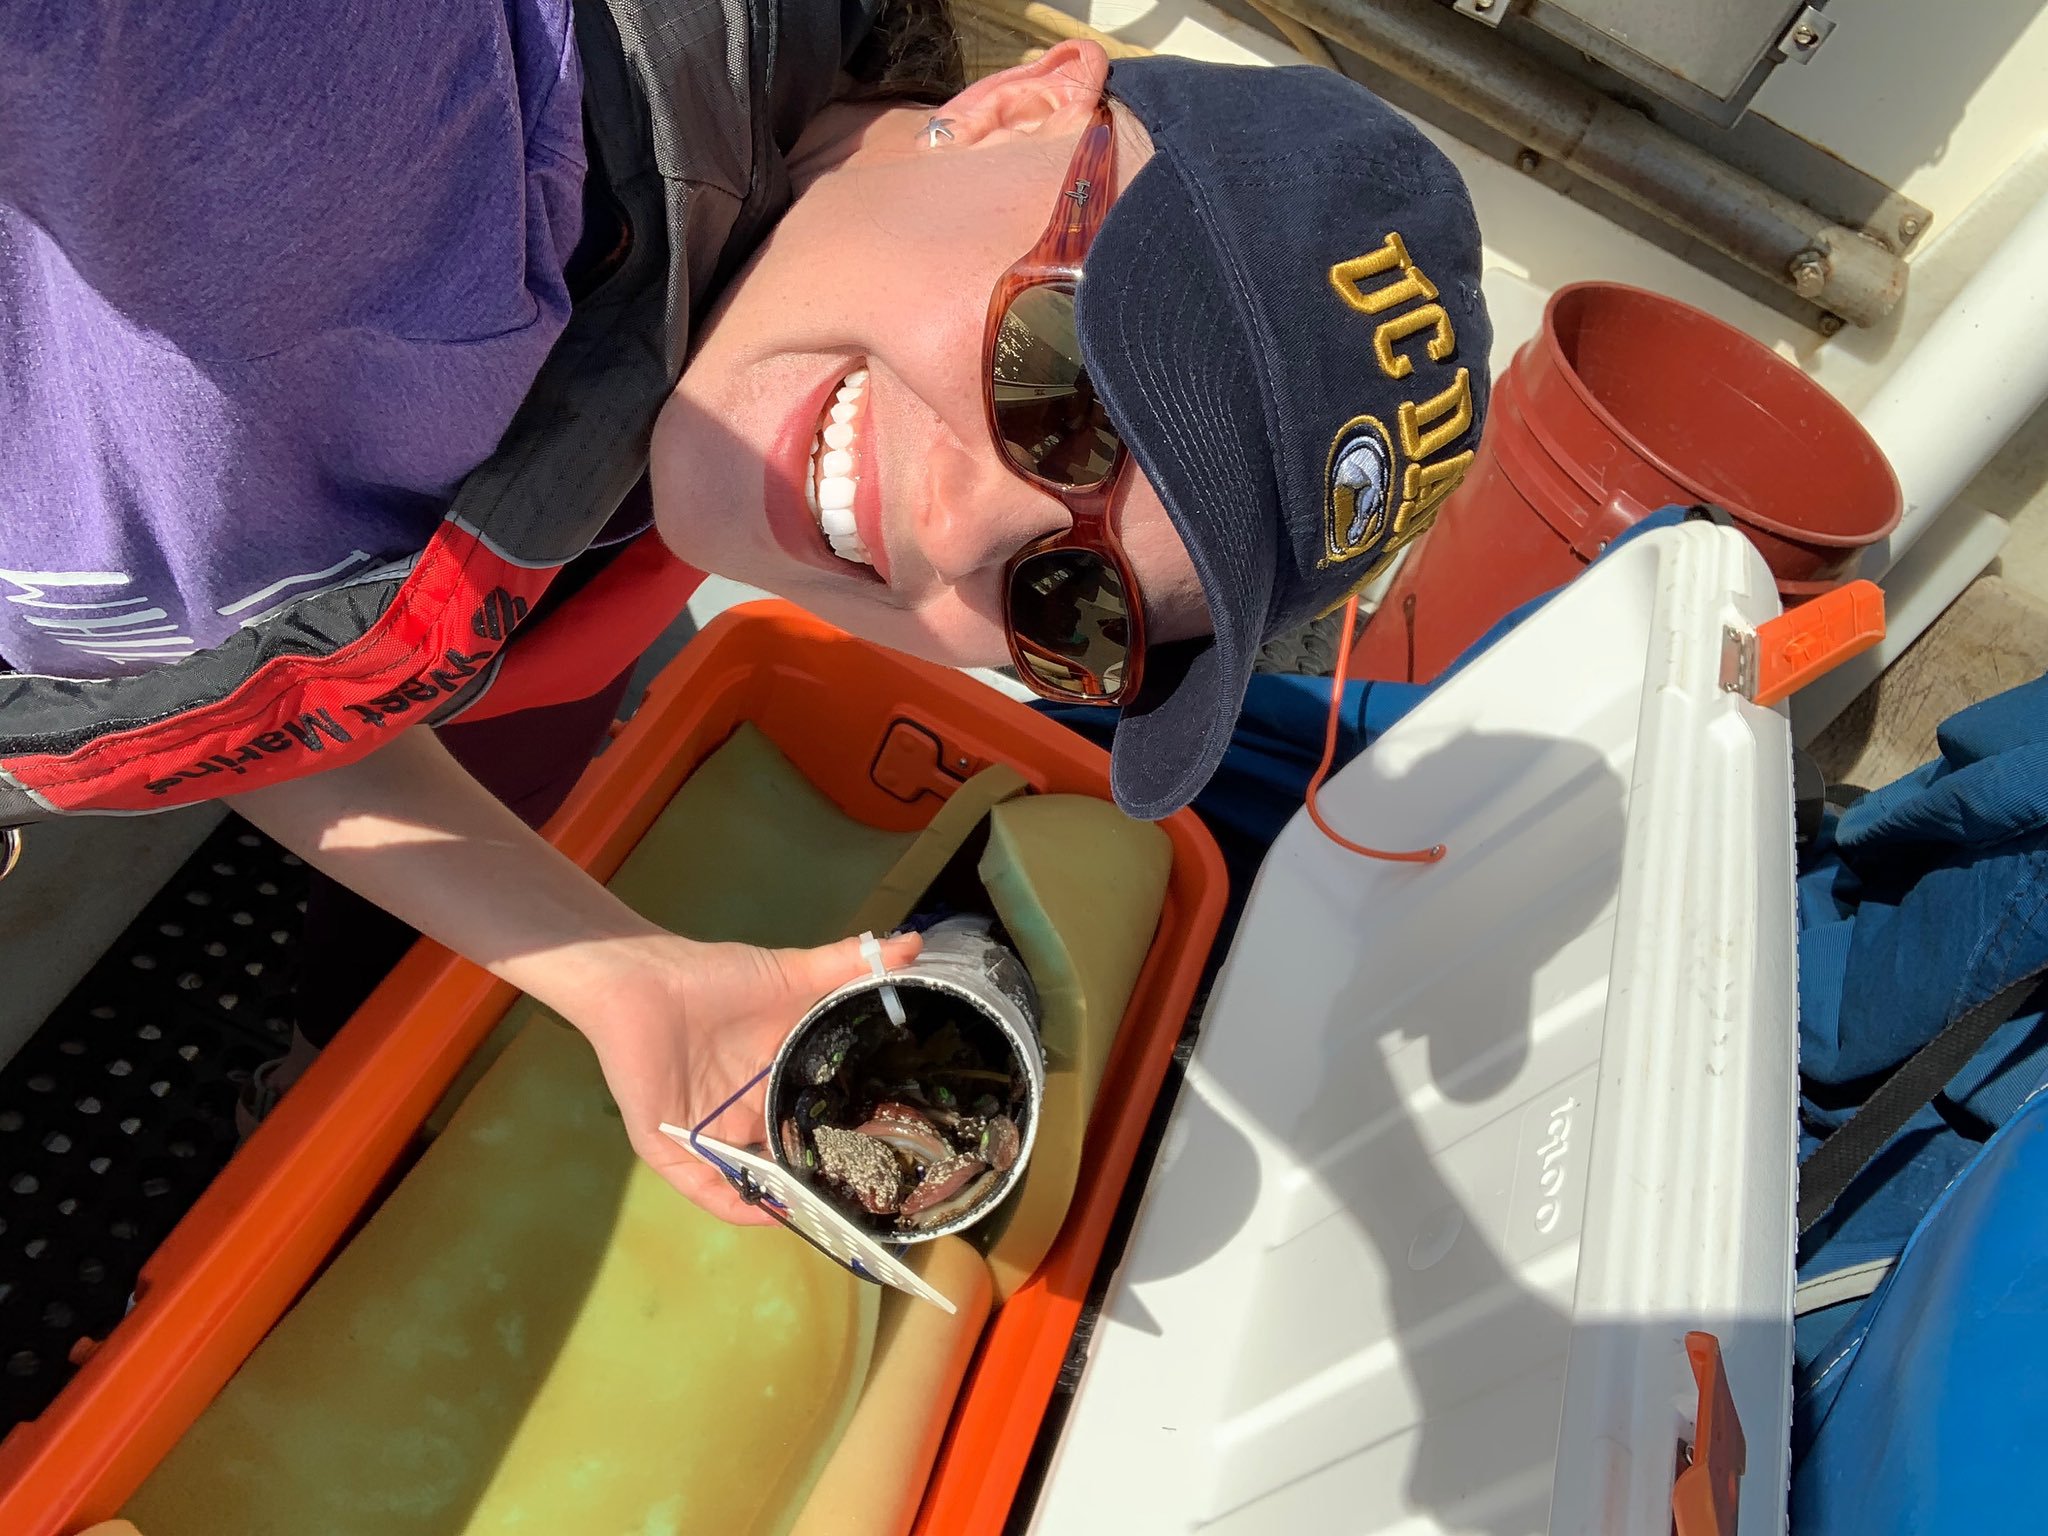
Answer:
[{"left": 649, "top": 42, "right": 1207, "bottom": 671}]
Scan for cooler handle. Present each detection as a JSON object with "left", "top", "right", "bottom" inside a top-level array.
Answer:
[
  {"left": 1671, "top": 1330, "right": 1746, "bottom": 1536},
  {"left": 1720, "top": 579, "right": 1886, "bottom": 708}
]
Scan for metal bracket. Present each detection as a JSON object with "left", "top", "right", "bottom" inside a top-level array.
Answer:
[
  {"left": 1775, "top": 5, "right": 1836, "bottom": 63},
  {"left": 1719, "top": 626, "right": 1759, "bottom": 700},
  {"left": 1453, "top": 0, "right": 1513, "bottom": 28}
]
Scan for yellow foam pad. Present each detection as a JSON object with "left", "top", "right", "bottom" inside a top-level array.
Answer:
[
  {"left": 788, "top": 1239, "right": 995, "bottom": 1536},
  {"left": 612, "top": 723, "right": 916, "bottom": 949},
  {"left": 126, "top": 1017, "right": 876, "bottom": 1536},
  {"left": 975, "top": 796, "right": 1172, "bottom": 1298}
]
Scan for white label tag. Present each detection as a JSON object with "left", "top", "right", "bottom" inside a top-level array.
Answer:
[{"left": 659, "top": 1123, "right": 957, "bottom": 1314}]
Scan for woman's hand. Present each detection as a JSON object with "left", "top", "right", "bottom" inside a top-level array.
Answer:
[{"left": 572, "top": 930, "right": 921, "bottom": 1224}]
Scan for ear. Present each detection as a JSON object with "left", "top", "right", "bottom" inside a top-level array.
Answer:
[{"left": 939, "top": 39, "right": 1110, "bottom": 146}]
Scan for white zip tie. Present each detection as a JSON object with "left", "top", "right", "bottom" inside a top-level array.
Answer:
[{"left": 858, "top": 930, "right": 908, "bottom": 1028}]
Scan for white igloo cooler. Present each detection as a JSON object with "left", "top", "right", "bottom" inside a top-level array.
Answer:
[{"left": 1033, "top": 522, "right": 1800, "bottom": 1535}]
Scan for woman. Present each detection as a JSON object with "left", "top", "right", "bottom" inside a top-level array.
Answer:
[{"left": 0, "top": 0, "right": 1488, "bottom": 1220}]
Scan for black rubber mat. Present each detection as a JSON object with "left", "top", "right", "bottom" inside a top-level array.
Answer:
[{"left": 0, "top": 817, "right": 310, "bottom": 1429}]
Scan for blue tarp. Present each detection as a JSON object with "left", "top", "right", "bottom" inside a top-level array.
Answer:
[
  {"left": 1792, "top": 1088, "right": 2048, "bottom": 1533},
  {"left": 1790, "top": 672, "right": 2048, "bottom": 1525}
]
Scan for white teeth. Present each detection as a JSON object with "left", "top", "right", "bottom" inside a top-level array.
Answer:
[{"left": 808, "top": 366, "right": 875, "bottom": 568}]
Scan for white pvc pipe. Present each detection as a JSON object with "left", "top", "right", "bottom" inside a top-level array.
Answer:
[
  {"left": 1793, "top": 503, "right": 2011, "bottom": 744},
  {"left": 1787, "top": 188, "right": 2048, "bottom": 740},
  {"left": 1857, "top": 189, "right": 2048, "bottom": 578}
]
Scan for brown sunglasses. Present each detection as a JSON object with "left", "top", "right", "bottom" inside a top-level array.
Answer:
[{"left": 983, "top": 102, "right": 1144, "bottom": 707}]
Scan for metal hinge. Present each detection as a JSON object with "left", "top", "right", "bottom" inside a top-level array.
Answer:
[{"left": 1719, "top": 626, "right": 1759, "bottom": 699}]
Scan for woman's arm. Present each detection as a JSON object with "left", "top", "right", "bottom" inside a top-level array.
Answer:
[
  {"left": 233, "top": 727, "right": 914, "bottom": 1222},
  {"left": 235, "top": 725, "right": 660, "bottom": 1016}
]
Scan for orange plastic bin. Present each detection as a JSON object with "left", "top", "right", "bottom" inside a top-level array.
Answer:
[{"left": 0, "top": 601, "right": 1227, "bottom": 1536}]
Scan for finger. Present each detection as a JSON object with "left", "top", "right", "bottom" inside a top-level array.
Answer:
[
  {"left": 877, "top": 931, "right": 922, "bottom": 968},
  {"left": 780, "top": 929, "right": 923, "bottom": 996}
]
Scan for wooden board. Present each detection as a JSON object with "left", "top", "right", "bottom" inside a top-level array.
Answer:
[{"left": 1810, "top": 574, "right": 2048, "bottom": 792}]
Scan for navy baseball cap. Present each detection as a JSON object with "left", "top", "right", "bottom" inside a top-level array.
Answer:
[{"left": 1081, "top": 58, "right": 1492, "bottom": 820}]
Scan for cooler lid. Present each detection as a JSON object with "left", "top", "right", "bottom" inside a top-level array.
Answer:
[{"left": 1033, "top": 523, "right": 1799, "bottom": 1535}]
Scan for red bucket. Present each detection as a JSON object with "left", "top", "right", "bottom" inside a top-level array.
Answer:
[{"left": 1350, "top": 281, "right": 1902, "bottom": 683}]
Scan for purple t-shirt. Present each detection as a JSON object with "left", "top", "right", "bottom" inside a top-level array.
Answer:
[{"left": 0, "top": 1, "right": 584, "bottom": 679}]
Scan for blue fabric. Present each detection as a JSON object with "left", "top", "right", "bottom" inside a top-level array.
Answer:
[
  {"left": 1794, "top": 676, "right": 2048, "bottom": 1318},
  {"left": 1789, "top": 668, "right": 2048, "bottom": 1535},
  {"left": 1792, "top": 1089, "right": 2048, "bottom": 1534}
]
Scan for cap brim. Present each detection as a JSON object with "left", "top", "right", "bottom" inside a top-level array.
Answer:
[{"left": 1078, "top": 154, "right": 1278, "bottom": 821}]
